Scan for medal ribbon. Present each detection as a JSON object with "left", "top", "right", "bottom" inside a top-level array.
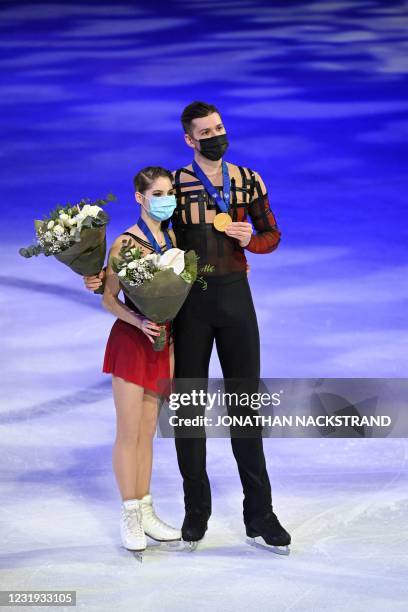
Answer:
[
  {"left": 137, "top": 217, "right": 172, "bottom": 254},
  {"left": 192, "top": 159, "right": 231, "bottom": 213}
]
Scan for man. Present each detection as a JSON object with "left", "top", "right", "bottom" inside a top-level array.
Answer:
[{"left": 85, "top": 101, "right": 291, "bottom": 555}]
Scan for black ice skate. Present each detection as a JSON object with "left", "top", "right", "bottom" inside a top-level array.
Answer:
[
  {"left": 246, "top": 511, "right": 291, "bottom": 556},
  {"left": 181, "top": 511, "right": 209, "bottom": 551}
]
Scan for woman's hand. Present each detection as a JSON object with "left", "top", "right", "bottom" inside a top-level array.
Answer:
[
  {"left": 137, "top": 316, "right": 162, "bottom": 343},
  {"left": 84, "top": 270, "right": 105, "bottom": 291}
]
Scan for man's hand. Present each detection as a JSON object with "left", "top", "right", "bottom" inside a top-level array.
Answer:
[
  {"left": 84, "top": 270, "right": 105, "bottom": 292},
  {"left": 224, "top": 221, "right": 253, "bottom": 248}
]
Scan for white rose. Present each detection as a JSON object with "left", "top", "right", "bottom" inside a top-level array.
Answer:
[
  {"left": 127, "top": 261, "right": 137, "bottom": 269},
  {"left": 80, "top": 204, "right": 101, "bottom": 218},
  {"left": 47, "top": 220, "right": 55, "bottom": 229},
  {"left": 144, "top": 253, "right": 160, "bottom": 266},
  {"left": 53, "top": 225, "right": 65, "bottom": 235},
  {"left": 118, "top": 268, "right": 126, "bottom": 277},
  {"left": 88, "top": 205, "right": 102, "bottom": 217},
  {"left": 59, "top": 213, "right": 70, "bottom": 226}
]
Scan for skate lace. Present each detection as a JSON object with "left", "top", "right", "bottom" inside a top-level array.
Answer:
[{"left": 123, "top": 507, "right": 144, "bottom": 537}]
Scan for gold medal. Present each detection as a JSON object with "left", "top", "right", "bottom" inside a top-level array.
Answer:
[{"left": 213, "top": 212, "right": 232, "bottom": 232}]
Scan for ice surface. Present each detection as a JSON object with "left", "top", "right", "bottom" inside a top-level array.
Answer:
[{"left": 1, "top": 0, "right": 408, "bottom": 609}]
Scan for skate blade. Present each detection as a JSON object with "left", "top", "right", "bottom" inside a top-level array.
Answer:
[
  {"left": 131, "top": 550, "right": 144, "bottom": 563},
  {"left": 150, "top": 538, "right": 199, "bottom": 552},
  {"left": 146, "top": 535, "right": 184, "bottom": 550},
  {"left": 246, "top": 536, "right": 290, "bottom": 556},
  {"left": 144, "top": 536, "right": 202, "bottom": 552},
  {"left": 122, "top": 544, "right": 145, "bottom": 562},
  {"left": 182, "top": 539, "right": 201, "bottom": 552}
]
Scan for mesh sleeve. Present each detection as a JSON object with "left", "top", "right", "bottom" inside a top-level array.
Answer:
[{"left": 245, "top": 178, "right": 282, "bottom": 253}]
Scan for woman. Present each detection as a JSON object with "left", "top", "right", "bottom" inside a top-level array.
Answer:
[{"left": 97, "top": 166, "right": 181, "bottom": 553}]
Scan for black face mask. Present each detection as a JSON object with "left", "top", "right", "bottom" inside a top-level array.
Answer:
[{"left": 197, "top": 133, "right": 229, "bottom": 161}]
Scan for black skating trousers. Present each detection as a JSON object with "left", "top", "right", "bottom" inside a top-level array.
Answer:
[{"left": 173, "top": 270, "right": 273, "bottom": 526}]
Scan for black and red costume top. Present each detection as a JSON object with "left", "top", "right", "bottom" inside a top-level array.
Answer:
[{"left": 171, "top": 162, "right": 281, "bottom": 276}]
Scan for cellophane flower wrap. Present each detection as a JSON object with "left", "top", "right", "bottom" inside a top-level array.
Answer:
[
  {"left": 110, "top": 238, "right": 198, "bottom": 351},
  {"left": 19, "top": 194, "right": 116, "bottom": 294}
]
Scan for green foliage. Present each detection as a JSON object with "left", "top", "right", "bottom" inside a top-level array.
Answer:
[
  {"left": 180, "top": 250, "right": 198, "bottom": 284},
  {"left": 44, "top": 193, "right": 116, "bottom": 223},
  {"left": 18, "top": 245, "right": 43, "bottom": 258},
  {"left": 187, "top": 253, "right": 209, "bottom": 290},
  {"left": 110, "top": 238, "right": 143, "bottom": 273}
]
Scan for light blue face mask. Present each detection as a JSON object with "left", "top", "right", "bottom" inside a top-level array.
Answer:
[{"left": 141, "top": 193, "right": 177, "bottom": 221}]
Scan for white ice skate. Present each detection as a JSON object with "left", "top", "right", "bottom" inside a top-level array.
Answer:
[
  {"left": 140, "top": 494, "right": 183, "bottom": 550},
  {"left": 120, "top": 499, "right": 147, "bottom": 562}
]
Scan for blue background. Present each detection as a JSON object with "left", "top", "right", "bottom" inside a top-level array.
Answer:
[
  {"left": 1, "top": 3, "right": 408, "bottom": 608},
  {"left": 2, "top": 0, "right": 408, "bottom": 377}
]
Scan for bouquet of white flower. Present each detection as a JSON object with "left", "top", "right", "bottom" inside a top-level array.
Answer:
[
  {"left": 19, "top": 194, "right": 116, "bottom": 294},
  {"left": 111, "top": 239, "right": 198, "bottom": 351}
]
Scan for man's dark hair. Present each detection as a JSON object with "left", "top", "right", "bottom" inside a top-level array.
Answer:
[
  {"left": 181, "top": 101, "right": 221, "bottom": 136},
  {"left": 133, "top": 166, "right": 173, "bottom": 193}
]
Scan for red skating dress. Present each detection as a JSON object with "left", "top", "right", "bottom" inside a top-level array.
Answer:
[{"left": 102, "top": 231, "right": 172, "bottom": 395}]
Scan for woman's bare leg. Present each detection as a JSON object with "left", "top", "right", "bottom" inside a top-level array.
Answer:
[
  {"left": 134, "top": 390, "right": 159, "bottom": 497},
  {"left": 111, "top": 375, "right": 145, "bottom": 500},
  {"left": 133, "top": 343, "right": 173, "bottom": 495}
]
